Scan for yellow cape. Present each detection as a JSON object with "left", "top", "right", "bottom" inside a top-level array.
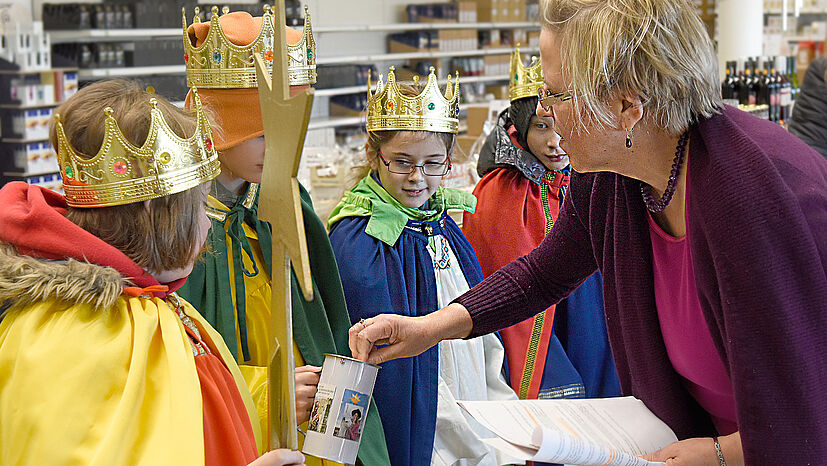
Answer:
[{"left": 0, "top": 294, "right": 261, "bottom": 465}]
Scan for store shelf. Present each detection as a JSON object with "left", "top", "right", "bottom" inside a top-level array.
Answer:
[
  {"left": 48, "top": 23, "right": 540, "bottom": 44},
  {"left": 0, "top": 67, "right": 78, "bottom": 75},
  {"left": 75, "top": 52, "right": 524, "bottom": 79},
  {"left": 316, "top": 21, "right": 540, "bottom": 33},
  {"left": 784, "top": 35, "right": 826, "bottom": 41},
  {"left": 315, "top": 73, "right": 509, "bottom": 97},
  {"left": 49, "top": 28, "right": 181, "bottom": 44},
  {"left": 72, "top": 52, "right": 533, "bottom": 79},
  {"left": 2, "top": 137, "right": 50, "bottom": 144},
  {"left": 317, "top": 47, "right": 538, "bottom": 65},
  {"left": 3, "top": 169, "right": 60, "bottom": 178},
  {"left": 0, "top": 102, "right": 62, "bottom": 109},
  {"left": 308, "top": 115, "right": 363, "bottom": 130},
  {"left": 78, "top": 65, "right": 184, "bottom": 79},
  {"left": 765, "top": 7, "right": 827, "bottom": 14}
]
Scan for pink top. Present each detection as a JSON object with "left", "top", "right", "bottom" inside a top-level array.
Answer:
[{"left": 647, "top": 174, "right": 738, "bottom": 435}]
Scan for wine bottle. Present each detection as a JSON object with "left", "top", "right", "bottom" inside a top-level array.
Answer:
[
  {"left": 722, "top": 61, "right": 733, "bottom": 99},
  {"left": 737, "top": 59, "right": 751, "bottom": 106},
  {"left": 778, "top": 56, "right": 792, "bottom": 125},
  {"left": 768, "top": 60, "right": 780, "bottom": 123}
]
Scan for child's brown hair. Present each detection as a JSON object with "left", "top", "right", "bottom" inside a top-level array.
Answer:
[
  {"left": 350, "top": 83, "right": 457, "bottom": 186},
  {"left": 53, "top": 79, "right": 211, "bottom": 273}
]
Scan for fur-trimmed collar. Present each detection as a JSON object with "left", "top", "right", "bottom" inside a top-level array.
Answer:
[{"left": 0, "top": 243, "right": 126, "bottom": 311}]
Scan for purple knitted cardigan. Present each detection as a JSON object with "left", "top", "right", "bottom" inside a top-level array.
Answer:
[{"left": 456, "top": 106, "right": 827, "bottom": 464}]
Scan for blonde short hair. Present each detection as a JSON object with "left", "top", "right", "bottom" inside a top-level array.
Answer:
[{"left": 540, "top": 0, "right": 722, "bottom": 135}]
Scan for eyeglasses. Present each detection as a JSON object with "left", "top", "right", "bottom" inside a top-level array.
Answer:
[
  {"left": 377, "top": 151, "right": 452, "bottom": 176},
  {"left": 538, "top": 86, "right": 573, "bottom": 113}
]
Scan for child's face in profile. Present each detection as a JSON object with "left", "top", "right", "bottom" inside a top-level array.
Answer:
[
  {"left": 373, "top": 131, "right": 449, "bottom": 209},
  {"left": 218, "top": 136, "right": 266, "bottom": 183},
  {"left": 526, "top": 115, "right": 569, "bottom": 171}
]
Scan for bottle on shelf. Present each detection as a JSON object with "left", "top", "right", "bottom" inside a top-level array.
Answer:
[
  {"left": 787, "top": 56, "right": 800, "bottom": 104},
  {"left": 722, "top": 60, "right": 736, "bottom": 100},
  {"left": 737, "top": 58, "right": 752, "bottom": 106},
  {"left": 750, "top": 58, "right": 764, "bottom": 107},
  {"left": 767, "top": 60, "right": 780, "bottom": 123},
  {"left": 777, "top": 55, "right": 792, "bottom": 125},
  {"left": 721, "top": 61, "right": 730, "bottom": 99}
]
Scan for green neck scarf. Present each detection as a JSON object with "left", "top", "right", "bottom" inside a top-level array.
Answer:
[
  {"left": 179, "top": 183, "right": 272, "bottom": 362},
  {"left": 328, "top": 173, "right": 476, "bottom": 246}
]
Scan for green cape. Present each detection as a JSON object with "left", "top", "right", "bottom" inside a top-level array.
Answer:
[{"left": 178, "top": 182, "right": 390, "bottom": 466}]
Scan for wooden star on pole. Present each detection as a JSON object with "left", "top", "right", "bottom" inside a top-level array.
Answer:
[{"left": 254, "top": 0, "right": 315, "bottom": 451}]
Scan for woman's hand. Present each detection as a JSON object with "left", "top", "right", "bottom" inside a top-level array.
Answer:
[
  {"left": 641, "top": 432, "right": 742, "bottom": 465},
  {"left": 295, "top": 365, "right": 321, "bottom": 425},
  {"left": 348, "top": 303, "right": 474, "bottom": 364},
  {"left": 248, "top": 449, "right": 305, "bottom": 465}
]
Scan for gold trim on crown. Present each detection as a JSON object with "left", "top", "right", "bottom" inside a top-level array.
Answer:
[
  {"left": 56, "top": 88, "right": 221, "bottom": 208},
  {"left": 509, "top": 44, "right": 544, "bottom": 102},
  {"left": 367, "top": 66, "right": 460, "bottom": 134},
  {"left": 183, "top": 4, "right": 316, "bottom": 89}
]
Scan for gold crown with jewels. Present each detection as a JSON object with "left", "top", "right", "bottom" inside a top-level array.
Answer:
[
  {"left": 367, "top": 66, "right": 460, "bottom": 134},
  {"left": 509, "top": 44, "right": 544, "bottom": 102},
  {"left": 182, "top": 4, "right": 317, "bottom": 89},
  {"left": 56, "top": 88, "right": 220, "bottom": 208}
]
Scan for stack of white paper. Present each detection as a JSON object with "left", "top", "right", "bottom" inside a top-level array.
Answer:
[{"left": 459, "top": 396, "right": 677, "bottom": 466}]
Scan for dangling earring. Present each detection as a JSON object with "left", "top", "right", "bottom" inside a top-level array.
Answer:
[{"left": 625, "top": 127, "right": 634, "bottom": 149}]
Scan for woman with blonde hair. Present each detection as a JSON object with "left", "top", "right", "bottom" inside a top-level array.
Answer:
[{"left": 347, "top": 1, "right": 827, "bottom": 464}]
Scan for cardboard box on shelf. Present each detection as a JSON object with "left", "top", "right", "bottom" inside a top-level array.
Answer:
[
  {"left": 476, "top": 0, "right": 503, "bottom": 22},
  {"left": 438, "top": 29, "right": 477, "bottom": 51},
  {"left": 457, "top": 1, "right": 477, "bottom": 22},
  {"left": 329, "top": 102, "right": 365, "bottom": 118},
  {"left": 485, "top": 83, "right": 509, "bottom": 100},
  {"left": 479, "top": 29, "right": 502, "bottom": 48},
  {"left": 466, "top": 105, "right": 490, "bottom": 137},
  {"left": 484, "top": 54, "right": 510, "bottom": 76},
  {"left": 455, "top": 134, "right": 480, "bottom": 157}
]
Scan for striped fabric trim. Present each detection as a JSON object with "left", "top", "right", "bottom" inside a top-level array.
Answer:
[
  {"left": 519, "top": 311, "right": 546, "bottom": 399},
  {"left": 537, "top": 383, "right": 586, "bottom": 399}
]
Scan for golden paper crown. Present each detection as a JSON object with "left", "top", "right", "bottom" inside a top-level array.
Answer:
[
  {"left": 509, "top": 45, "right": 544, "bottom": 102},
  {"left": 182, "top": 4, "right": 316, "bottom": 89},
  {"left": 57, "top": 89, "right": 220, "bottom": 208},
  {"left": 367, "top": 66, "right": 460, "bottom": 134}
]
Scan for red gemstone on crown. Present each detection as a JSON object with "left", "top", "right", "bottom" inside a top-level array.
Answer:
[
  {"left": 184, "top": 53, "right": 189, "bottom": 63},
  {"left": 205, "top": 138, "right": 213, "bottom": 150},
  {"left": 113, "top": 161, "right": 128, "bottom": 174}
]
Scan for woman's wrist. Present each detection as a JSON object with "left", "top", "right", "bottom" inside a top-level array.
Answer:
[
  {"left": 428, "top": 302, "right": 473, "bottom": 340},
  {"left": 716, "top": 432, "right": 743, "bottom": 466}
]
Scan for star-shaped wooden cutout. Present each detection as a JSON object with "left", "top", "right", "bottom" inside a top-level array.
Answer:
[{"left": 254, "top": 0, "right": 314, "bottom": 451}]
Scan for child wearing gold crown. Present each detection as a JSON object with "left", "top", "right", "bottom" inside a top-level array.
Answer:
[
  {"left": 327, "top": 68, "right": 519, "bottom": 466},
  {"left": 174, "top": 7, "right": 390, "bottom": 465},
  {"left": 462, "top": 49, "right": 621, "bottom": 409},
  {"left": 0, "top": 79, "right": 305, "bottom": 465}
]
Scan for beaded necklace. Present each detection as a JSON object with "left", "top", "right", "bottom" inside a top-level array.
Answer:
[{"left": 641, "top": 131, "right": 690, "bottom": 213}]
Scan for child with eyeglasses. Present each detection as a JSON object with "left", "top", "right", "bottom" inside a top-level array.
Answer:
[{"left": 327, "top": 68, "right": 519, "bottom": 466}]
